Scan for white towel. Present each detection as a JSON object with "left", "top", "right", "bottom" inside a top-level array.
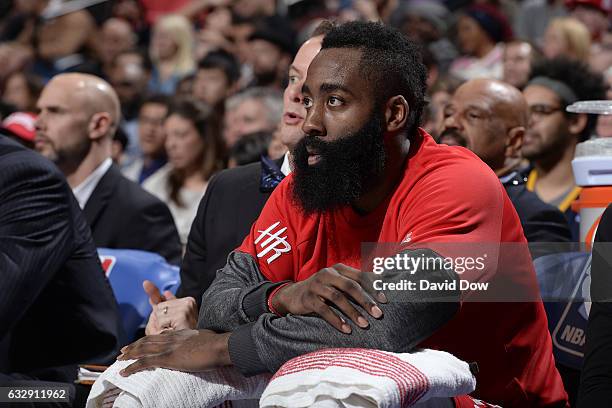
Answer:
[
  {"left": 259, "top": 348, "right": 476, "bottom": 408},
  {"left": 86, "top": 360, "right": 270, "bottom": 408},
  {"left": 86, "top": 348, "right": 474, "bottom": 408}
]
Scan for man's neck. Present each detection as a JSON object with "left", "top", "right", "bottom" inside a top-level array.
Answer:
[
  {"left": 532, "top": 144, "right": 577, "bottom": 203},
  {"left": 353, "top": 135, "right": 411, "bottom": 214},
  {"left": 66, "top": 152, "right": 110, "bottom": 189}
]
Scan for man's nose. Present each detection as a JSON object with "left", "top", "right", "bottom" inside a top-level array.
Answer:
[{"left": 302, "top": 104, "right": 325, "bottom": 137}]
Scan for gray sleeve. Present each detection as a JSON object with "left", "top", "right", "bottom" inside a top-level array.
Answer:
[
  {"left": 197, "top": 251, "right": 290, "bottom": 332},
  {"left": 227, "top": 248, "right": 461, "bottom": 376}
]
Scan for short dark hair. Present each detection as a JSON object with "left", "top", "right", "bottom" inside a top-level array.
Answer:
[
  {"left": 198, "top": 50, "right": 241, "bottom": 85},
  {"left": 141, "top": 94, "right": 172, "bottom": 110},
  {"left": 321, "top": 21, "right": 427, "bottom": 139},
  {"left": 529, "top": 57, "right": 607, "bottom": 141}
]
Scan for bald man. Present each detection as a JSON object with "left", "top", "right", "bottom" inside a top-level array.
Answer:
[
  {"left": 35, "top": 73, "right": 181, "bottom": 264},
  {"left": 439, "top": 78, "right": 571, "bottom": 245}
]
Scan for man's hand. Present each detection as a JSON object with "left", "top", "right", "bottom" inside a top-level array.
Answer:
[
  {"left": 118, "top": 329, "right": 231, "bottom": 376},
  {"left": 143, "top": 280, "right": 198, "bottom": 335},
  {"left": 272, "top": 264, "right": 387, "bottom": 334}
]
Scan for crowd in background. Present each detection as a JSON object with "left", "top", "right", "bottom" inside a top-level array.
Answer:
[
  {"left": 0, "top": 0, "right": 610, "bottom": 246},
  {"left": 0, "top": 1, "right": 611, "bottom": 405}
]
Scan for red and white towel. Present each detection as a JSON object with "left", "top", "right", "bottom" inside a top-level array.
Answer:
[
  {"left": 259, "top": 348, "right": 476, "bottom": 408},
  {"left": 86, "top": 348, "right": 476, "bottom": 408}
]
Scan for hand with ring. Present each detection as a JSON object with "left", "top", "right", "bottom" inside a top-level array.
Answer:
[{"left": 143, "top": 280, "right": 198, "bottom": 335}]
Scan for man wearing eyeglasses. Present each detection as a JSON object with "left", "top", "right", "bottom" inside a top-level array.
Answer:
[{"left": 522, "top": 57, "right": 607, "bottom": 240}]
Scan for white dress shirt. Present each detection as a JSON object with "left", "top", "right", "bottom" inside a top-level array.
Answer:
[{"left": 72, "top": 158, "right": 113, "bottom": 209}]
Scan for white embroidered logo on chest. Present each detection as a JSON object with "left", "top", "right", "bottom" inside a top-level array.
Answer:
[
  {"left": 402, "top": 232, "right": 413, "bottom": 244},
  {"left": 255, "top": 221, "right": 292, "bottom": 263}
]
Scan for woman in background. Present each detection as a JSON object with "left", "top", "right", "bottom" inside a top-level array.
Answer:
[
  {"left": 144, "top": 99, "right": 225, "bottom": 246},
  {"left": 542, "top": 17, "right": 591, "bottom": 62},
  {"left": 148, "top": 14, "right": 195, "bottom": 95}
]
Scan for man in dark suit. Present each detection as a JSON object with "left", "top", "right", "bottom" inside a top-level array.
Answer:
[
  {"left": 0, "top": 133, "right": 121, "bottom": 395},
  {"left": 35, "top": 73, "right": 182, "bottom": 265},
  {"left": 438, "top": 78, "right": 571, "bottom": 245},
  {"left": 142, "top": 30, "right": 327, "bottom": 333}
]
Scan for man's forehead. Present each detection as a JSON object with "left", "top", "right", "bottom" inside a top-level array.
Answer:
[{"left": 305, "top": 48, "right": 364, "bottom": 87}]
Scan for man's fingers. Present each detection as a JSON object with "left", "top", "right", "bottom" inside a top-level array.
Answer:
[
  {"left": 331, "top": 275, "right": 383, "bottom": 319},
  {"left": 120, "top": 356, "right": 161, "bottom": 377},
  {"left": 163, "top": 290, "right": 176, "bottom": 300},
  {"left": 143, "top": 280, "right": 165, "bottom": 305},
  {"left": 314, "top": 299, "right": 352, "bottom": 334},
  {"left": 119, "top": 341, "right": 166, "bottom": 360},
  {"left": 320, "top": 286, "right": 369, "bottom": 328},
  {"left": 334, "top": 264, "right": 388, "bottom": 304}
]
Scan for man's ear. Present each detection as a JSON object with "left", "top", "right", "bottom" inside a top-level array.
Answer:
[
  {"left": 384, "top": 95, "right": 409, "bottom": 133},
  {"left": 569, "top": 113, "right": 588, "bottom": 136},
  {"left": 88, "top": 112, "right": 113, "bottom": 141},
  {"left": 505, "top": 126, "right": 524, "bottom": 158}
]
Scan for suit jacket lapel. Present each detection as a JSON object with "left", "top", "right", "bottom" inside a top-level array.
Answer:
[{"left": 83, "top": 165, "right": 119, "bottom": 229}]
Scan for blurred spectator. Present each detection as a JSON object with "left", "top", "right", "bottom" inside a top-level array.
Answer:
[
  {"left": 595, "top": 66, "right": 612, "bottom": 138},
  {"left": 542, "top": 17, "right": 591, "bottom": 61},
  {"left": 112, "top": 126, "right": 129, "bottom": 165},
  {"left": 148, "top": 14, "right": 195, "bottom": 95},
  {"left": 123, "top": 94, "right": 171, "bottom": 184},
  {"left": 449, "top": 4, "right": 513, "bottom": 80},
  {"left": 438, "top": 78, "right": 571, "bottom": 244},
  {"left": 247, "top": 18, "right": 295, "bottom": 90},
  {"left": 27, "top": 2, "right": 96, "bottom": 79},
  {"left": 503, "top": 39, "right": 543, "bottom": 90},
  {"left": 1, "top": 71, "right": 42, "bottom": 112},
  {"left": 140, "top": 0, "right": 190, "bottom": 25},
  {"left": 232, "top": 0, "right": 277, "bottom": 20},
  {"left": 110, "top": 49, "right": 152, "bottom": 158},
  {"left": 391, "top": 0, "right": 457, "bottom": 73},
  {"left": 514, "top": 0, "right": 567, "bottom": 46},
  {"left": 95, "top": 17, "right": 137, "bottom": 79},
  {"left": 176, "top": 73, "right": 195, "bottom": 98},
  {"left": 228, "top": 130, "right": 272, "bottom": 168},
  {"left": 0, "top": 111, "right": 36, "bottom": 149},
  {"left": 423, "top": 76, "right": 463, "bottom": 140},
  {"left": 223, "top": 87, "right": 282, "bottom": 148},
  {"left": 589, "top": 31, "right": 612, "bottom": 74},
  {"left": 193, "top": 49, "right": 241, "bottom": 110},
  {"left": 35, "top": 73, "right": 182, "bottom": 264},
  {"left": 522, "top": 58, "right": 607, "bottom": 240},
  {"left": 143, "top": 99, "right": 226, "bottom": 246},
  {"left": 566, "top": 0, "right": 610, "bottom": 42}
]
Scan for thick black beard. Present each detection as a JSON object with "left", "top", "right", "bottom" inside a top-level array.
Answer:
[{"left": 290, "top": 113, "right": 386, "bottom": 214}]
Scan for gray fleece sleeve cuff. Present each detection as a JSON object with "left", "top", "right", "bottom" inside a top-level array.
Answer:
[
  {"left": 228, "top": 323, "right": 269, "bottom": 376},
  {"left": 241, "top": 280, "right": 291, "bottom": 321}
]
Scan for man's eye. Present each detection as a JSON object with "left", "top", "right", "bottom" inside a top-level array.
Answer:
[
  {"left": 328, "top": 96, "right": 343, "bottom": 107},
  {"left": 303, "top": 97, "right": 313, "bottom": 108},
  {"left": 289, "top": 75, "right": 299, "bottom": 84}
]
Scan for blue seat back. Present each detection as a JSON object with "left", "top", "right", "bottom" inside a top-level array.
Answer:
[{"left": 98, "top": 248, "right": 181, "bottom": 343}]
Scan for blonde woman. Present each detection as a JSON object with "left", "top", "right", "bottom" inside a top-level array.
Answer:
[
  {"left": 543, "top": 17, "right": 591, "bottom": 62},
  {"left": 148, "top": 14, "right": 196, "bottom": 95}
]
